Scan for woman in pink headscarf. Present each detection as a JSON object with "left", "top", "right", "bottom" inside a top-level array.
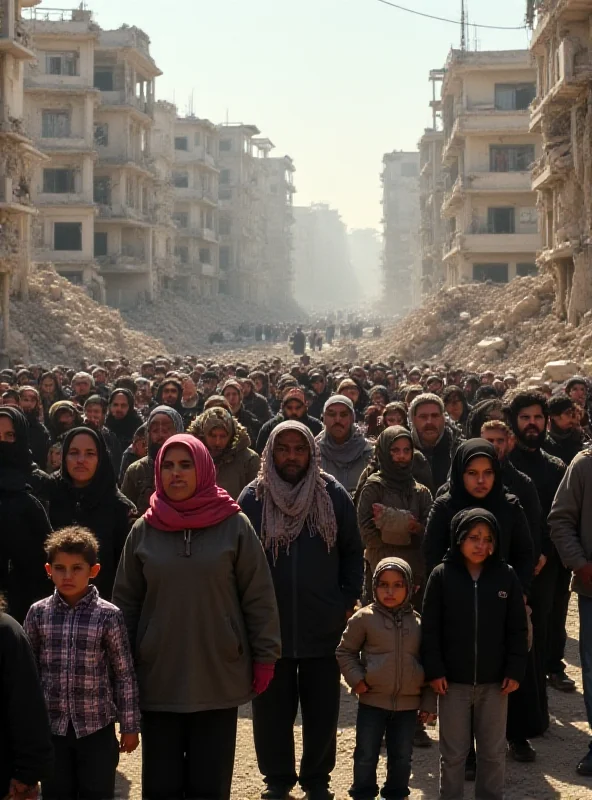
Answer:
[{"left": 113, "top": 434, "right": 280, "bottom": 800}]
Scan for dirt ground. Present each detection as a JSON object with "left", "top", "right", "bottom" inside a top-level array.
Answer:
[{"left": 115, "top": 598, "right": 591, "bottom": 799}]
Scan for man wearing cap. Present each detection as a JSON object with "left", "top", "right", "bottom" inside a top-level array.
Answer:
[
  {"left": 256, "top": 387, "right": 322, "bottom": 456},
  {"left": 316, "top": 395, "right": 374, "bottom": 494},
  {"left": 308, "top": 371, "right": 332, "bottom": 420}
]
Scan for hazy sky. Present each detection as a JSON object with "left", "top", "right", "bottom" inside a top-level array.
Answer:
[{"left": 46, "top": 0, "right": 530, "bottom": 230}]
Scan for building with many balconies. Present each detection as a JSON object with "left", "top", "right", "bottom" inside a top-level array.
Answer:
[
  {"left": 527, "top": 0, "right": 592, "bottom": 323},
  {"left": 151, "top": 99, "right": 176, "bottom": 291},
  {"left": 440, "top": 49, "right": 541, "bottom": 287},
  {"left": 0, "top": 0, "right": 46, "bottom": 357},
  {"left": 172, "top": 115, "right": 220, "bottom": 297}
]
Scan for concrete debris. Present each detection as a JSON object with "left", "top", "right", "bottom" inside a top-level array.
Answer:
[{"left": 542, "top": 360, "right": 580, "bottom": 382}]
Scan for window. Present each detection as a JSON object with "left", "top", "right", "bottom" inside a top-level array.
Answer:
[
  {"left": 220, "top": 139, "right": 231, "bottom": 152},
  {"left": 517, "top": 263, "right": 538, "bottom": 277},
  {"left": 173, "top": 212, "right": 189, "bottom": 229},
  {"left": 175, "top": 137, "right": 188, "bottom": 151},
  {"left": 490, "top": 145, "right": 535, "bottom": 172},
  {"left": 94, "top": 232, "right": 108, "bottom": 257},
  {"left": 93, "top": 177, "right": 111, "bottom": 205},
  {"left": 175, "top": 245, "right": 189, "bottom": 264},
  {"left": 495, "top": 83, "right": 536, "bottom": 110},
  {"left": 219, "top": 246, "right": 230, "bottom": 269},
  {"left": 219, "top": 187, "right": 232, "bottom": 200},
  {"left": 401, "top": 162, "right": 418, "bottom": 177},
  {"left": 194, "top": 133, "right": 201, "bottom": 146},
  {"left": 473, "top": 264, "right": 509, "bottom": 283},
  {"left": 204, "top": 210, "right": 213, "bottom": 229},
  {"left": 94, "top": 70, "right": 114, "bottom": 91},
  {"left": 219, "top": 217, "right": 231, "bottom": 236},
  {"left": 487, "top": 207, "right": 515, "bottom": 234},
  {"left": 94, "top": 123, "right": 108, "bottom": 146},
  {"left": 199, "top": 248, "right": 211, "bottom": 264},
  {"left": 46, "top": 52, "right": 78, "bottom": 76},
  {"left": 54, "top": 222, "right": 82, "bottom": 251},
  {"left": 173, "top": 172, "right": 189, "bottom": 188},
  {"left": 41, "top": 111, "right": 70, "bottom": 138},
  {"left": 219, "top": 169, "right": 230, "bottom": 185},
  {"left": 43, "top": 169, "right": 75, "bottom": 193}
]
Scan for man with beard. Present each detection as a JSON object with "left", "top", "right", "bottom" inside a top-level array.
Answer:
[
  {"left": 308, "top": 371, "right": 332, "bottom": 420},
  {"left": 241, "top": 378, "right": 271, "bottom": 425},
  {"left": 316, "top": 396, "right": 373, "bottom": 494},
  {"left": 508, "top": 391, "right": 569, "bottom": 761},
  {"left": 83, "top": 395, "right": 123, "bottom": 477},
  {"left": 256, "top": 387, "right": 323, "bottom": 456},
  {"left": 121, "top": 405, "right": 184, "bottom": 514},
  {"left": 545, "top": 395, "right": 590, "bottom": 466},
  {"left": 105, "top": 389, "right": 144, "bottom": 453},
  {"left": 47, "top": 400, "right": 83, "bottom": 443},
  {"left": 409, "top": 393, "right": 463, "bottom": 492},
  {"left": 239, "top": 421, "right": 363, "bottom": 800},
  {"left": 156, "top": 378, "right": 195, "bottom": 427},
  {"left": 17, "top": 386, "right": 50, "bottom": 468}
]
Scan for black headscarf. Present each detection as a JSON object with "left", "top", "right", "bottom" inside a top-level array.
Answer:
[
  {"left": 366, "top": 425, "right": 415, "bottom": 493},
  {"left": 447, "top": 438, "right": 504, "bottom": 512},
  {"left": 0, "top": 407, "right": 33, "bottom": 475},
  {"left": 105, "top": 389, "right": 144, "bottom": 445},
  {"left": 57, "top": 426, "right": 116, "bottom": 505},
  {"left": 466, "top": 399, "right": 505, "bottom": 439},
  {"left": 448, "top": 507, "right": 501, "bottom": 561}
]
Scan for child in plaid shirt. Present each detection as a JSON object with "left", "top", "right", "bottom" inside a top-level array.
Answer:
[{"left": 24, "top": 527, "right": 140, "bottom": 800}]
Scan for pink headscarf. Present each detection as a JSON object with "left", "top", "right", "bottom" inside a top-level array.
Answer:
[{"left": 144, "top": 434, "right": 240, "bottom": 532}]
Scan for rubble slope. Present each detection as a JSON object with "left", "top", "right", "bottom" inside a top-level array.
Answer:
[{"left": 356, "top": 275, "right": 592, "bottom": 379}]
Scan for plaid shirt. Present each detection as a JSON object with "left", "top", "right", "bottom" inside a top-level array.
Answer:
[{"left": 24, "top": 586, "right": 141, "bottom": 738}]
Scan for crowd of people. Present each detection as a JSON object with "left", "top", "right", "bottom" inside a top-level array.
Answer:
[{"left": 2, "top": 351, "right": 592, "bottom": 800}]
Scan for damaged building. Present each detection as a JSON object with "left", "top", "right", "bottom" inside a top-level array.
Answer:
[{"left": 527, "top": 0, "right": 592, "bottom": 323}]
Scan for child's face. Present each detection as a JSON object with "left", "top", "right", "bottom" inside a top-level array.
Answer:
[
  {"left": 375, "top": 568, "right": 408, "bottom": 609},
  {"left": 45, "top": 551, "right": 100, "bottom": 602},
  {"left": 460, "top": 522, "right": 495, "bottom": 566}
]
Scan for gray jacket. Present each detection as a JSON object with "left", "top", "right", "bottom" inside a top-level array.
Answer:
[
  {"left": 112, "top": 514, "right": 281, "bottom": 712},
  {"left": 549, "top": 449, "right": 592, "bottom": 597}
]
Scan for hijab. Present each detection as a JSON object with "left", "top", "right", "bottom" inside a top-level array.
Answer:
[
  {"left": 58, "top": 426, "right": 117, "bottom": 506},
  {"left": 256, "top": 420, "right": 338, "bottom": 561},
  {"left": 105, "top": 389, "right": 144, "bottom": 443},
  {"left": 372, "top": 557, "right": 414, "bottom": 625},
  {"left": 147, "top": 405, "right": 185, "bottom": 459},
  {"left": 447, "top": 438, "right": 504, "bottom": 512},
  {"left": 144, "top": 433, "right": 240, "bottom": 532},
  {"left": 0, "top": 407, "right": 33, "bottom": 475},
  {"left": 366, "top": 425, "right": 415, "bottom": 493}
]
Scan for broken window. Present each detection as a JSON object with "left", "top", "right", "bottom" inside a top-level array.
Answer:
[
  {"left": 490, "top": 145, "right": 534, "bottom": 172},
  {"left": 173, "top": 172, "right": 189, "bottom": 188},
  {"left": 43, "top": 169, "right": 75, "bottom": 193},
  {"left": 54, "top": 222, "right": 82, "bottom": 251},
  {"left": 220, "top": 139, "right": 231, "bottom": 152},
  {"left": 93, "top": 177, "right": 111, "bottom": 205},
  {"left": 473, "top": 263, "right": 509, "bottom": 283},
  {"left": 199, "top": 248, "right": 211, "bottom": 264},
  {"left": 42, "top": 111, "right": 70, "bottom": 138},
  {"left": 219, "top": 246, "right": 231, "bottom": 268},
  {"left": 94, "top": 123, "right": 109, "bottom": 146},
  {"left": 46, "top": 52, "right": 79, "bottom": 76},
  {"left": 94, "top": 70, "right": 114, "bottom": 91},
  {"left": 517, "top": 262, "right": 538, "bottom": 277},
  {"left": 494, "top": 83, "right": 536, "bottom": 110},
  {"left": 94, "top": 232, "right": 108, "bottom": 257},
  {"left": 173, "top": 212, "right": 189, "bottom": 229},
  {"left": 487, "top": 207, "right": 515, "bottom": 234},
  {"left": 175, "top": 137, "right": 188, "bottom": 151}
]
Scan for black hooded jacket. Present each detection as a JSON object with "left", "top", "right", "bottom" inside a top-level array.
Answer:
[
  {"left": 544, "top": 426, "right": 589, "bottom": 466},
  {"left": 0, "top": 409, "right": 52, "bottom": 623},
  {"left": 421, "top": 508, "right": 528, "bottom": 686},
  {"left": 0, "top": 407, "right": 50, "bottom": 501},
  {"left": 47, "top": 427, "right": 137, "bottom": 600},
  {"left": 423, "top": 439, "right": 534, "bottom": 592},
  {"left": 105, "top": 389, "right": 144, "bottom": 452},
  {"left": 22, "top": 410, "right": 50, "bottom": 472},
  {"left": 255, "top": 412, "right": 323, "bottom": 455}
]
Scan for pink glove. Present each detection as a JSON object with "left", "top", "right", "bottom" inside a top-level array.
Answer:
[{"left": 252, "top": 662, "right": 275, "bottom": 695}]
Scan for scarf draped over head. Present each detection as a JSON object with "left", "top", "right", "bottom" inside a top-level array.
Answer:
[
  {"left": 316, "top": 395, "right": 369, "bottom": 467},
  {"left": 105, "top": 388, "right": 144, "bottom": 441},
  {"left": 366, "top": 425, "right": 415, "bottom": 493},
  {"left": 145, "top": 433, "right": 240, "bottom": 532},
  {"left": 58, "top": 426, "right": 117, "bottom": 504},
  {"left": 147, "top": 405, "right": 185, "bottom": 460},
  {"left": 447, "top": 438, "right": 504, "bottom": 512},
  {"left": 0, "top": 406, "right": 33, "bottom": 475},
  {"left": 372, "top": 557, "right": 414, "bottom": 624},
  {"left": 199, "top": 406, "right": 235, "bottom": 438},
  {"left": 257, "top": 420, "right": 338, "bottom": 560}
]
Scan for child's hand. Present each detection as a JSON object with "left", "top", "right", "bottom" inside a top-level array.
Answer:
[
  {"left": 353, "top": 679, "right": 369, "bottom": 695},
  {"left": 8, "top": 779, "right": 38, "bottom": 800},
  {"left": 120, "top": 732, "right": 140, "bottom": 753},
  {"left": 501, "top": 678, "right": 520, "bottom": 695},
  {"left": 430, "top": 677, "right": 448, "bottom": 695},
  {"left": 418, "top": 711, "right": 437, "bottom": 725}
]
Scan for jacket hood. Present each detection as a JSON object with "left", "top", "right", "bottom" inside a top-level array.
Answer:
[
  {"left": 447, "top": 438, "right": 504, "bottom": 511},
  {"left": 445, "top": 507, "right": 501, "bottom": 564},
  {"left": 372, "top": 557, "right": 414, "bottom": 617},
  {"left": 0, "top": 406, "right": 34, "bottom": 477},
  {"left": 56, "top": 425, "right": 117, "bottom": 505}
]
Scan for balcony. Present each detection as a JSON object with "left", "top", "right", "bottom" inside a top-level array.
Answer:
[
  {"left": 201, "top": 262, "right": 217, "bottom": 277},
  {"left": 174, "top": 186, "right": 218, "bottom": 204},
  {"left": 443, "top": 109, "right": 530, "bottom": 165},
  {"left": 441, "top": 176, "right": 465, "bottom": 217},
  {"left": 99, "top": 90, "right": 153, "bottom": 118},
  {"left": 97, "top": 204, "right": 153, "bottom": 225},
  {"left": 174, "top": 146, "right": 218, "bottom": 169},
  {"left": 37, "top": 135, "right": 94, "bottom": 154},
  {"left": 467, "top": 171, "right": 533, "bottom": 193},
  {"left": 175, "top": 226, "right": 219, "bottom": 243},
  {"left": 462, "top": 232, "right": 541, "bottom": 254},
  {"left": 97, "top": 252, "right": 149, "bottom": 272}
]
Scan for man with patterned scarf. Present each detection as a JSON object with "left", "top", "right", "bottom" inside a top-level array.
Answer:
[{"left": 239, "top": 420, "right": 364, "bottom": 800}]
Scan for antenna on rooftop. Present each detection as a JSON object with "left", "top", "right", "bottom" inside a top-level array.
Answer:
[{"left": 460, "top": 0, "right": 466, "bottom": 51}]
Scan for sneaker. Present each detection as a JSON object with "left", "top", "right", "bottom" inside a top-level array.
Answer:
[
  {"left": 576, "top": 749, "right": 592, "bottom": 776},
  {"left": 508, "top": 739, "right": 536, "bottom": 762},
  {"left": 413, "top": 725, "right": 433, "bottom": 748},
  {"left": 547, "top": 670, "right": 576, "bottom": 692},
  {"left": 261, "top": 788, "right": 291, "bottom": 800}
]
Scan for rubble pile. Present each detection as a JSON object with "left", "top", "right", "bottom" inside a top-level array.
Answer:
[
  {"left": 9, "top": 266, "right": 169, "bottom": 365},
  {"left": 354, "top": 275, "right": 592, "bottom": 380}
]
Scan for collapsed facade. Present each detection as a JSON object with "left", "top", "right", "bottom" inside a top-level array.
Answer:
[{"left": 527, "top": 0, "right": 592, "bottom": 323}]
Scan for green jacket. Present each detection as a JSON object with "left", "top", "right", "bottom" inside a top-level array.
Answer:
[
  {"left": 121, "top": 457, "right": 153, "bottom": 515},
  {"left": 112, "top": 514, "right": 281, "bottom": 712}
]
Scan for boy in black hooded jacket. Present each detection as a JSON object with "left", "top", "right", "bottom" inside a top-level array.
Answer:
[{"left": 421, "top": 508, "right": 528, "bottom": 800}]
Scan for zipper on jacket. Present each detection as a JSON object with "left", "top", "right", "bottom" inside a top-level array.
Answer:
[
  {"left": 473, "top": 580, "right": 478, "bottom": 685},
  {"left": 184, "top": 529, "right": 191, "bottom": 557}
]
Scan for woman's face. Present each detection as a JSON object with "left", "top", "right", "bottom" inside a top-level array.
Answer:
[
  {"left": 161, "top": 444, "right": 197, "bottom": 501},
  {"left": 66, "top": 433, "right": 99, "bottom": 486},
  {"left": 385, "top": 409, "right": 405, "bottom": 427},
  {"left": 341, "top": 386, "right": 360, "bottom": 404},
  {"left": 0, "top": 416, "right": 16, "bottom": 442},
  {"left": 463, "top": 456, "right": 495, "bottom": 500},
  {"left": 48, "top": 447, "right": 62, "bottom": 471},
  {"left": 40, "top": 376, "right": 56, "bottom": 397},
  {"left": 445, "top": 395, "right": 464, "bottom": 421},
  {"left": 390, "top": 438, "right": 413, "bottom": 465}
]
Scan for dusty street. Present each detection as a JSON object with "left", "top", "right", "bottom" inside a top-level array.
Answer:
[{"left": 114, "top": 598, "right": 592, "bottom": 799}]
